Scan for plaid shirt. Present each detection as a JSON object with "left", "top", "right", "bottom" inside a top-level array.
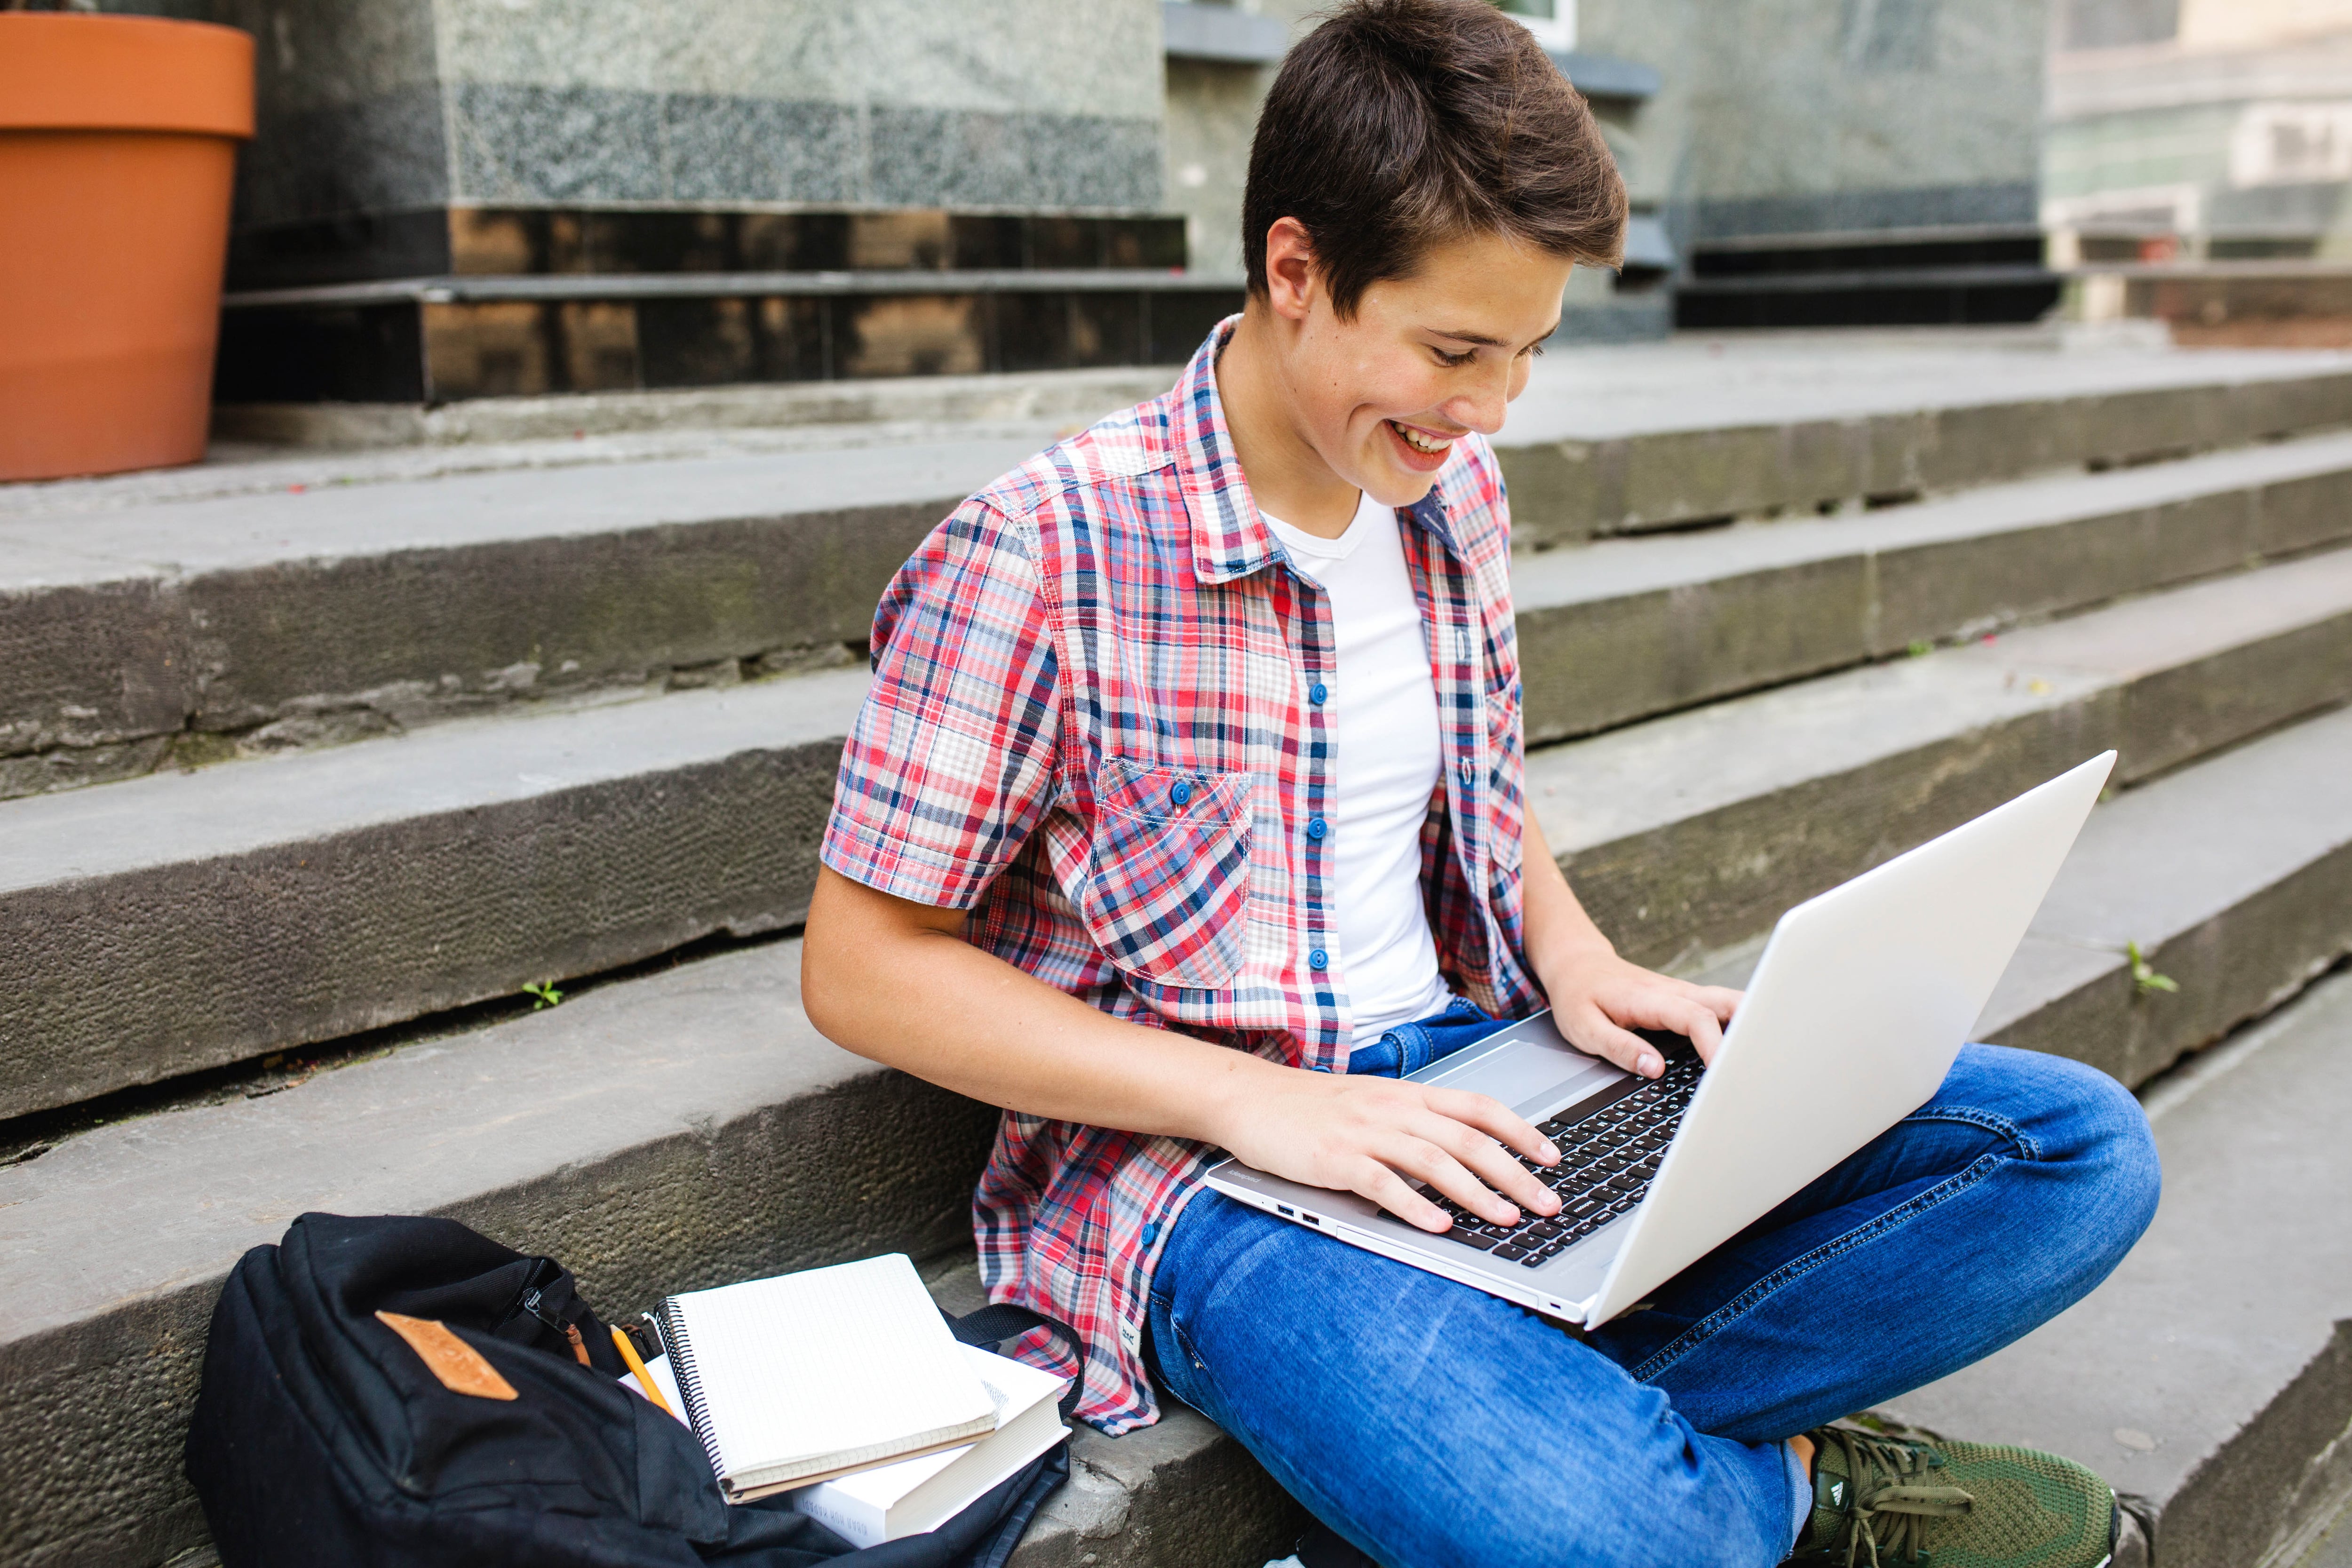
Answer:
[{"left": 821, "top": 319, "right": 1539, "bottom": 1433}]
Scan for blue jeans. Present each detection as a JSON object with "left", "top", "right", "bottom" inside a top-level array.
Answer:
[{"left": 1146, "top": 1002, "right": 2161, "bottom": 1568}]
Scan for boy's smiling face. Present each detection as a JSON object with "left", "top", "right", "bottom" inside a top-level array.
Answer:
[{"left": 1263, "top": 219, "right": 1576, "bottom": 511}]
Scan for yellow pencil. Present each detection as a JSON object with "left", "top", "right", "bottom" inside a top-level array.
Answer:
[{"left": 611, "top": 1324, "right": 675, "bottom": 1417}]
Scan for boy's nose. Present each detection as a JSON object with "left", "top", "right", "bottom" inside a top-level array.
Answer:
[{"left": 1440, "top": 382, "right": 1510, "bottom": 437}]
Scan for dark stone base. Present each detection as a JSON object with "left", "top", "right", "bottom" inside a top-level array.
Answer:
[
  {"left": 1677, "top": 229, "right": 2058, "bottom": 331},
  {"left": 1675, "top": 275, "right": 2062, "bottom": 331},
  {"left": 216, "top": 283, "right": 1244, "bottom": 404},
  {"left": 227, "top": 205, "right": 1190, "bottom": 291},
  {"left": 1685, "top": 182, "right": 2040, "bottom": 242}
]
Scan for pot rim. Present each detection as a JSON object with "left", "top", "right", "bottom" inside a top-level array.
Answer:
[{"left": 0, "top": 13, "right": 253, "bottom": 140}]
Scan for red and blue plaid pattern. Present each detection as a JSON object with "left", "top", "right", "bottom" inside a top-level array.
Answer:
[{"left": 821, "top": 319, "right": 1540, "bottom": 1433}]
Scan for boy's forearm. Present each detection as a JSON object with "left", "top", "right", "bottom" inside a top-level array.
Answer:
[
  {"left": 801, "top": 867, "right": 1283, "bottom": 1146},
  {"left": 1518, "top": 811, "right": 1615, "bottom": 981}
]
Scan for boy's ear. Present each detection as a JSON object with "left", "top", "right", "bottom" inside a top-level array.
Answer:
[{"left": 1261, "top": 215, "right": 1322, "bottom": 324}]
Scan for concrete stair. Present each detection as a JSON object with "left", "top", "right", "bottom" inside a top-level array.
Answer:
[
  {"left": 1889, "top": 967, "right": 2352, "bottom": 1568},
  {"left": 10, "top": 344, "right": 2352, "bottom": 800},
  {"left": 12, "top": 470, "right": 2352, "bottom": 1121},
  {"left": 6, "top": 338, "right": 2352, "bottom": 1567}
]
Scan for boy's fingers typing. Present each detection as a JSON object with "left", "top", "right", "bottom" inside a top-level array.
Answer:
[
  {"left": 1217, "top": 1071, "right": 1573, "bottom": 1232},
  {"left": 1375, "top": 1136, "right": 1519, "bottom": 1228},
  {"left": 1565, "top": 1007, "right": 1667, "bottom": 1077},
  {"left": 1425, "top": 1086, "right": 1559, "bottom": 1165},
  {"left": 1409, "top": 1111, "right": 1559, "bottom": 1218},
  {"left": 1355, "top": 1162, "right": 1450, "bottom": 1233}
]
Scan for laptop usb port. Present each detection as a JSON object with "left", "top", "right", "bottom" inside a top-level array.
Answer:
[{"left": 1277, "top": 1204, "right": 1295, "bottom": 1218}]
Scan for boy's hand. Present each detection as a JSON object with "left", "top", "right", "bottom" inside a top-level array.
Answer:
[
  {"left": 1211, "top": 1068, "right": 1563, "bottom": 1234},
  {"left": 1537, "top": 944, "right": 1743, "bottom": 1077}
]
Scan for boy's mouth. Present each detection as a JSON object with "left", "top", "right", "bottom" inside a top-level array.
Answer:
[{"left": 1388, "top": 419, "right": 1454, "bottom": 456}]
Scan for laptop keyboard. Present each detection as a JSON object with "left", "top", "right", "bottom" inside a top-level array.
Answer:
[{"left": 1429, "top": 1053, "right": 1704, "bottom": 1269}]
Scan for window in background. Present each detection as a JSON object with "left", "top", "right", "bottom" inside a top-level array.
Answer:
[
  {"left": 2058, "top": 0, "right": 2180, "bottom": 50},
  {"left": 1490, "top": 0, "right": 1575, "bottom": 52},
  {"left": 1844, "top": 0, "right": 1939, "bottom": 72}
]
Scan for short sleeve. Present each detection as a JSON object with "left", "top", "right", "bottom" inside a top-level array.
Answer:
[{"left": 820, "top": 498, "right": 1062, "bottom": 909}]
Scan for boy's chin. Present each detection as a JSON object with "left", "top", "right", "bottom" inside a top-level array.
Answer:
[{"left": 1357, "top": 446, "right": 1444, "bottom": 508}]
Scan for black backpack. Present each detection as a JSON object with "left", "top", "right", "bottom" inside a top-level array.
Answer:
[{"left": 186, "top": 1213, "right": 1074, "bottom": 1568}]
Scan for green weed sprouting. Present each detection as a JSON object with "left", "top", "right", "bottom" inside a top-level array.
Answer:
[
  {"left": 2126, "top": 942, "right": 2178, "bottom": 997},
  {"left": 524, "top": 981, "right": 564, "bottom": 1010}
]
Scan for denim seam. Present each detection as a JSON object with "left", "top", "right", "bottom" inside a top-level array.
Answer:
[
  {"left": 1625, "top": 1147, "right": 2009, "bottom": 1387},
  {"left": 1902, "top": 1105, "right": 2041, "bottom": 1162}
]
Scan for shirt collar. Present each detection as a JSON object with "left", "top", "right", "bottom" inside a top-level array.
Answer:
[{"left": 1171, "top": 317, "right": 1462, "bottom": 586}]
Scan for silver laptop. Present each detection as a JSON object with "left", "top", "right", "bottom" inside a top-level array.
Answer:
[{"left": 1203, "top": 751, "right": 2116, "bottom": 1328}]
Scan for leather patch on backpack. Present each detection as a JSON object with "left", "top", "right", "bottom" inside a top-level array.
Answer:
[{"left": 375, "top": 1311, "right": 518, "bottom": 1401}]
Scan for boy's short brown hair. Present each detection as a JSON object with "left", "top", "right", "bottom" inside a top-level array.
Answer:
[{"left": 1242, "top": 0, "right": 1628, "bottom": 316}]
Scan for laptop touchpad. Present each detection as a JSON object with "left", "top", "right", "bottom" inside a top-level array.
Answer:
[{"left": 1419, "top": 1039, "right": 1618, "bottom": 1120}]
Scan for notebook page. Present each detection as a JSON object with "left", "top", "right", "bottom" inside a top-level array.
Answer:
[
  {"left": 820, "top": 1343, "right": 1068, "bottom": 1508},
  {"left": 668, "top": 1254, "right": 995, "bottom": 1489}
]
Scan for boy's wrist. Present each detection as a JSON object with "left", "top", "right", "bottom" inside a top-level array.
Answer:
[
  {"left": 1191, "top": 1047, "right": 1287, "bottom": 1154},
  {"left": 1530, "top": 931, "right": 1617, "bottom": 997}
]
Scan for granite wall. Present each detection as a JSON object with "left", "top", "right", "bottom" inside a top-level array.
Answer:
[
  {"left": 1579, "top": 0, "right": 2046, "bottom": 245},
  {"left": 131, "top": 0, "right": 1169, "bottom": 242},
  {"left": 1161, "top": 0, "right": 1319, "bottom": 279},
  {"left": 1165, "top": 0, "right": 2045, "bottom": 300}
]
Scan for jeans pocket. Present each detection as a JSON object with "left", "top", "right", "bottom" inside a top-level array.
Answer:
[{"left": 1077, "top": 757, "right": 1254, "bottom": 988}]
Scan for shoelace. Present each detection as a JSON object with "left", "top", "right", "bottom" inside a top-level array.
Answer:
[{"left": 1816, "top": 1428, "right": 1977, "bottom": 1568}]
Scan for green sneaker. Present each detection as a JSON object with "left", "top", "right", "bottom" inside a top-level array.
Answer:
[{"left": 1790, "top": 1425, "right": 2119, "bottom": 1568}]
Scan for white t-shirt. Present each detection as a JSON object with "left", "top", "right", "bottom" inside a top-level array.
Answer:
[{"left": 1262, "top": 490, "right": 1452, "bottom": 1045}]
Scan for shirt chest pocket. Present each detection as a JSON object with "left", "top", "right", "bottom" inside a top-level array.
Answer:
[{"left": 1077, "top": 758, "right": 1255, "bottom": 989}]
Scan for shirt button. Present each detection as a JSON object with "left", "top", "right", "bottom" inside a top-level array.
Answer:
[
  {"left": 1170, "top": 779, "right": 1192, "bottom": 806},
  {"left": 1306, "top": 816, "right": 1327, "bottom": 839},
  {"left": 1309, "top": 682, "right": 1328, "bottom": 705},
  {"left": 1142, "top": 1222, "right": 1160, "bottom": 1245},
  {"left": 1309, "top": 948, "right": 1329, "bottom": 971}
]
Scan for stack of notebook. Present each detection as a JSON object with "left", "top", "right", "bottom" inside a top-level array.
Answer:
[{"left": 622, "top": 1252, "right": 1068, "bottom": 1545}]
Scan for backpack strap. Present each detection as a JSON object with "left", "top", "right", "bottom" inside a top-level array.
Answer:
[{"left": 943, "top": 1303, "right": 1085, "bottom": 1420}]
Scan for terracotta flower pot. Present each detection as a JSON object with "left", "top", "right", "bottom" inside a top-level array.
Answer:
[{"left": 0, "top": 13, "right": 253, "bottom": 482}]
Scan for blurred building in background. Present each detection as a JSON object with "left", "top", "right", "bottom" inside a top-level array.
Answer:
[
  {"left": 2046, "top": 0, "right": 2352, "bottom": 260},
  {"left": 1168, "top": 0, "right": 2058, "bottom": 338},
  {"left": 88, "top": 0, "right": 2079, "bottom": 408},
  {"left": 186, "top": 0, "right": 1256, "bottom": 403},
  {"left": 2044, "top": 0, "right": 2352, "bottom": 345}
]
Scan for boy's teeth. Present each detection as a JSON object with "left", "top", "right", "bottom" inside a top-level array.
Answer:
[{"left": 1392, "top": 421, "right": 1450, "bottom": 454}]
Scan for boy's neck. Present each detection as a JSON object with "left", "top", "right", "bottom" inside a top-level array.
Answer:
[{"left": 1215, "top": 305, "right": 1365, "bottom": 539}]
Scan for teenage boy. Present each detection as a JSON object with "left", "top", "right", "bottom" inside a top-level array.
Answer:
[{"left": 804, "top": 3, "right": 2161, "bottom": 1562}]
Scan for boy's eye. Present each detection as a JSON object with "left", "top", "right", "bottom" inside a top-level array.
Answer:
[{"left": 1433, "top": 346, "right": 1476, "bottom": 367}]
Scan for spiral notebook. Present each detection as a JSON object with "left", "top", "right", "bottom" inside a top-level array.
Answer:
[{"left": 654, "top": 1253, "right": 999, "bottom": 1502}]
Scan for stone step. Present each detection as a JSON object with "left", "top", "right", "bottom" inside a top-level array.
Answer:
[
  {"left": 0, "top": 936, "right": 977, "bottom": 1568},
  {"left": 1492, "top": 344, "right": 2352, "bottom": 549},
  {"left": 1692, "top": 701, "right": 2352, "bottom": 1090},
  {"left": 0, "top": 669, "right": 870, "bottom": 1121},
  {"left": 1884, "top": 965, "right": 2352, "bottom": 1568},
  {"left": 0, "top": 433, "right": 1034, "bottom": 800},
  {"left": 11, "top": 350, "right": 2352, "bottom": 798},
  {"left": 8, "top": 389, "right": 2350, "bottom": 812},
  {"left": 8, "top": 694, "right": 2351, "bottom": 1568},
  {"left": 921, "top": 1261, "right": 1308, "bottom": 1568},
  {"left": 1981, "top": 702, "right": 2352, "bottom": 1087},
  {"left": 1536, "top": 546, "right": 2352, "bottom": 983},
  {"left": 11, "top": 545, "right": 2352, "bottom": 1123},
  {"left": 1516, "top": 427, "right": 2352, "bottom": 743}
]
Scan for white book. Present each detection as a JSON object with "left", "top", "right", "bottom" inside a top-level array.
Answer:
[
  {"left": 791, "top": 1344, "right": 1069, "bottom": 1548},
  {"left": 652, "top": 1254, "right": 1000, "bottom": 1502}
]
